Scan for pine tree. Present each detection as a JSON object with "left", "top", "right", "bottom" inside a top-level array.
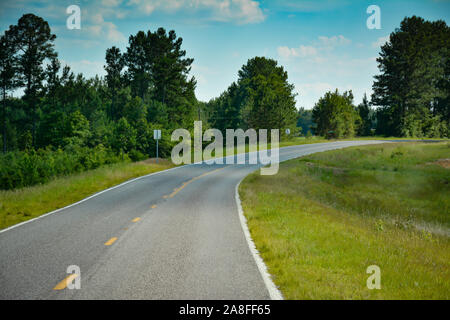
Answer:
[
  {"left": 105, "top": 46, "right": 125, "bottom": 120},
  {"left": 7, "top": 14, "right": 56, "bottom": 146},
  {"left": 0, "top": 32, "right": 19, "bottom": 152},
  {"left": 372, "top": 16, "right": 449, "bottom": 137}
]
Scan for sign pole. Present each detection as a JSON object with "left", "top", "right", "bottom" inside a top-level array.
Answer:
[{"left": 154, "top": 129, "right": 161, "bottom": 164}]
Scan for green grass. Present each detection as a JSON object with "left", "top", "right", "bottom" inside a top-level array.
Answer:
[
  {"left": 0, "top": 159, "right": 175, "bottom": 230},
  {"left": 239, "top": 142, "right": 450, "bottom": 299}
]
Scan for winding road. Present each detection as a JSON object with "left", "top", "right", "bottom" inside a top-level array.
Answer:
[{"left": 0, "top": 140, "right": 385, "bottom": 300}]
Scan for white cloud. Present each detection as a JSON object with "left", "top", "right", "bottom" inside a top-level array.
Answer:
[
  {"left": 102, "top": 0, "right": 123, "bottom": 7},
  {"left": 318, "top": 35, "right": 351, "bottom": 47},
  {"left": 277, "top": 45, "right": 318, "bottom": 58},
  {"left": 372, "top": 35, "right": 390, "bottom": 48},
  {"left": 86, "top": 13, "right": 126, "bottom": 43},
  {"left": 273, "top": 0, "right": 350, "bottom": 12},
  {"left": 298, "top": 82, "right": 334, "bottom": 96},
  {"left": 277, "top": 35, "right": 351, "bottom": 60},
  {"left": 125, "top": 0, "right": 265, "bottom": 24}
]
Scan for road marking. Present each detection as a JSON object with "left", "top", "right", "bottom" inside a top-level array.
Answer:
[
  {"left": 0, "top": 141, "right": 387, "bottom": 235},
  {"left": 104, "top": 237, "right": 118, "bottom": 246},
  {"left": 168, "top": 167, "right": 225, "bottom": 198},
  {"left": 151, "top": 205, "right": 157, "bottom": 209},
  {"left": 53, "top": 274, "right": 79, "bottom": 290},
  {"left": 235, "top": 179, "right": 284, "bottom": 300},
  {"left": 132, "top": 217, "right": 141, "bottom": 222}
]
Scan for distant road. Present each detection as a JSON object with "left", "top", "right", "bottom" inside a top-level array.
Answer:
[{"left": 0, "top": 140, "right": 386, "bottom": 300}]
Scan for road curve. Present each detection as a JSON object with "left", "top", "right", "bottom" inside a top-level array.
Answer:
[{"left": 0, "top": 140, "right": 386, "bottom": 300}]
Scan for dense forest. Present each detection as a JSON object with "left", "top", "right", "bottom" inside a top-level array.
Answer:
[{"left": 0, "top": 13, "right": 448, "bottom": 189}]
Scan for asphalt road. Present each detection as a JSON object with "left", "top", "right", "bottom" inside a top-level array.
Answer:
[{"left": 0, "top": 140, "right": 386, "bottom": 300}]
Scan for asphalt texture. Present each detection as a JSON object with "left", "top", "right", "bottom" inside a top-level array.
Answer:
[{"left": 0, "top": 140, "right": 386, "bottom": 300}]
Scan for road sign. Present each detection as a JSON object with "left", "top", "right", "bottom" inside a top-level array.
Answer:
[
  {"left": 285, "top": 128, "right": 291, "bottom": 135},
  {"left": 154, "top": 130, "right": 162, "bottom": 163}
]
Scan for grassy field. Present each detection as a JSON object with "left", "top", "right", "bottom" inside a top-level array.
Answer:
[
  {"left": 239, "top": 142, "right": 450, "bottom": 299},
  {"left": 0, "top": 159, "right": 174, "bottom": 230}
]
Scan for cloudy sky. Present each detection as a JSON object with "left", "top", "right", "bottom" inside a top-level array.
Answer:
[{"left": 1, "top": 0, "right": 449, "bottom": 108}]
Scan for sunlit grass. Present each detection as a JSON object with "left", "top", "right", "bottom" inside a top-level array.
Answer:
[
  {"left": 0, "top": 159, "right": 174, "bottom": 230},
  {"left": 239, "top": 142, "right": 450, "bottom": 299}
]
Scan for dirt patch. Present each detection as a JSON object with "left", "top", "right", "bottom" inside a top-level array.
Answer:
[{"left": 432, "top": 159, "right": 450, "bottom": 169}]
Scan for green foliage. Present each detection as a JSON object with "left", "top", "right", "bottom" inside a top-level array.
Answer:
[
  {"left": 104, "top": 46, "right": 125, "bottom": 120},
  {"left": 0, "top": 14, "right": 203, "bottom": 190},
  {"left": 297, "top": 107, "right": 314, "bottom": 136},
  {"left": 208, "top": 57, "right": 298, "bottom": 138},
  {"left": 111, "top": 117, "right": 137, "bottom": 153},
  {"left": 356, "top": 93, "right": 374, "bottom": 136},
  {"left": 124, "top": 28, "right": 196, "bottom": 127},
  {"left": 312, "top": 89, "right": 360, "bottom": 139},
  {"left": 0, "top": 145, "right": 125, "bottom": 190},
  {"left": 239, "top": 57, "right": 298, "bottom": 134},
  {"left": 6, "top": 14, "right": 56, "bottom": 146},
  {"left": 372, "top": 16, "right": 449, "bottom": 138}
]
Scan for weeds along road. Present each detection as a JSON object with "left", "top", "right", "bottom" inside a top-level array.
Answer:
[{"left": 0, "top": 141, "right": 386, "bottom": 300}]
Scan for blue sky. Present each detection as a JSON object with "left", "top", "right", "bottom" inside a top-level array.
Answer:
[{"left": 1, "top": 0, "right": 449, "bottom": 109}]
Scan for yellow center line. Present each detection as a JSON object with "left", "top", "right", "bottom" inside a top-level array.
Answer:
[
  {"left": 53, "top": 274, "right": 79, "bottom": 290},
  {"left": 132, "top": 217, "right": 141, "bottom": 222},
  {"left": 168, "top": 167, "right": 226, "bottom": 198},
  {"left": 104, "top": 237, "right": 118, "bottom": 246}
]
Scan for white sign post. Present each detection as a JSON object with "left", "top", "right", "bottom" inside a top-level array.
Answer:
[{"left": 154, "top": 130, "right": 161, "bottom": 163}]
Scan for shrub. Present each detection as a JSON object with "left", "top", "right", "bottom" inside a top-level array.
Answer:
[{"left": 0, "top": 145, "right": 131, "bottom": 190}]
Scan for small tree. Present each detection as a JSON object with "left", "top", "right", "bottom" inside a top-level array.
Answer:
[
  {"left": 356, "top": 93, "right": 373, "bottom": 136},
  {"left": 312, "top": 89, "right": 360, "bottom": 139}
]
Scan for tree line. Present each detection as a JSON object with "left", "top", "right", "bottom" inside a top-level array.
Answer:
[
  {"left": 0, "top": 14, "right": 298, "bottom": 189},
  {"left": 311, "top": 16, "right": 449, "bottom": 139},
  {"left": 0, "top": 14, "right": 448, "bottom": 189},
  {"left": 0, "top": 14, "right": 201, "bottom": 189}
]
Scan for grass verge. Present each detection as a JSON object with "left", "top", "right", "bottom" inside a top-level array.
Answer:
[
  {"left": 239, "top": 142, "right": 450, "bottom": 299},
  {"left": 0, "top": 159, "right": 174, "bottom": 230}
]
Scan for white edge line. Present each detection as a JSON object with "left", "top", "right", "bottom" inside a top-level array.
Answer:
[
  {"left": 235, "top": 179, "right": 284, "bottom": 300},
  {"left": 0, "top": 164, "right": 190, "bottom": 234}
]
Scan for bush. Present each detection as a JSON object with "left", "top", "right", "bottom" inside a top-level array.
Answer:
[{"left": 0, "top": 145, "right": 130, "bottom": 190}]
